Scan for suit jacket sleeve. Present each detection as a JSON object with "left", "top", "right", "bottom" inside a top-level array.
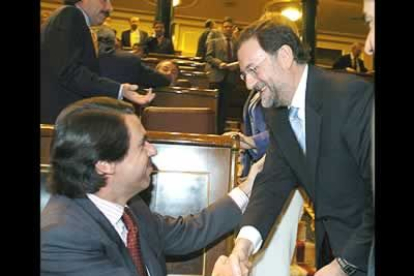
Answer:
[
  {"left": 48, "top": 7, "right": 120, "bottom": 98},
  {"left": 339, "top": 83, "right": 374, "bottom": 268},
  {"left": 205, "top": 39, "right": 224, "bottom": 68},
  {"left": 251, "top": 130, "right": 270, "bottom": 160},
  {"left": 134, "top": 58, "right": 171, "bottom": 88},
  {"left": 241, "top": 128, "right": 297, "bottom": 241},
  {"left": 150, "top": 196, "right": 243, "bottom": 256}
]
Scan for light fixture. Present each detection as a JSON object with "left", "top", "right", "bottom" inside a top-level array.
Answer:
[
  {"left": 281, "top": 7, "right": 302, "bottom": 21},
  {"left": 173, "top": 0, "right": 181, "bottom": 7}
]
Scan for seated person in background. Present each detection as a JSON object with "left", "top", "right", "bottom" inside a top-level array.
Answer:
[
  {"left": 155, "top": 60, "right": 191, "bottom": 87},
  {"left": 96, "top": 26, "right": 170, "bottom": 88},
  {"left": 146, "top": 21, "right": 175, "bottom": 55},
  {"left": 332, "top": 42, "right": 368, "bottom": 73},
  {"left": 41, "top": 96, "right": 264, "bottom": 276}
]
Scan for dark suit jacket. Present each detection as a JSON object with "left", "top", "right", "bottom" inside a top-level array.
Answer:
[
  {"left": 196, "top": 29, "right": 212, "bottom": 58},
  {"left": 146, "top": 37, "right": 175, "bottom": 55},
  {"left": 99, "top": 50, "right": 170, "bottom": 88},
  {"left": 241, "top": 66, "right": 374, "bottom": 273},
  {"left": 41, "top": 194, "right": 242, "bottom": 276},
  {"left": 41, "top": 5, "right": 120, "bottom": 124},
  {"left": 332, "top": 54, "right": 368, "bottom": 73},
  {"left": 121, "top": 29, "right": 149, "bottom": 48},
  {"left": 205, "top": 35, "right": 238, "bottom": 83}
]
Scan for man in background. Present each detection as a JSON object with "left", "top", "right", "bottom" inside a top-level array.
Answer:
[
  {"left": 41, "top": 0, "right": 154, "bottom": 124},
  {"left": 146, "top": 21, "right": 175, "bottom": 55},
  {"left": 333, "top": 42, "right": 368, "bottom": 73},
  {"left": 196, "top": 19, "right": 215, "bottom": 59},
  {"left": 121, "top": 16, "right": 149, "bottom": 49},
  {"left": 205, "top": 17, "right": 239, "bottom": 133},
  {"left": 96, "top": 26, "right": 170, "bottom": 88}
]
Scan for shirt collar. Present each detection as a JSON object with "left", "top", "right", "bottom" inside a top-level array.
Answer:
[
  {"left": 75, "top": 3, "right": 91, "bottom": 27},
  {"left": 87, "top": 193, "right": 125, "bottom": 226},
  {"left": 289, "top": 64, "right": 308, "bottom": 121}
]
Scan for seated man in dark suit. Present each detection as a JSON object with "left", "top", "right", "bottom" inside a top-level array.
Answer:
[
  {"left": 332, "top": 42, "right": 368, "bottom": 73},
  {"left": 41, "top": 96, "right": 264, "bottom": 276},
  {"left": 96, "top": 26, "right": 170, "bottom": 88}
]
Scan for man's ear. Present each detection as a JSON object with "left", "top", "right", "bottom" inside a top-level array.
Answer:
[
  {"left": 278, "top": 44, "right": 294, "bottom": 69},
  {"left": 95, "top": 160, "right": 115, "bottom": 176}
]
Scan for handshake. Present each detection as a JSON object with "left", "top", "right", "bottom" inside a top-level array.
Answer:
[{"left": 212, "top": 238, "right": 254, "bottom": 276}]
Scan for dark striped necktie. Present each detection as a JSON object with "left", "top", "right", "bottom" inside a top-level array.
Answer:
[{"left": 122, "top": 208, "right": 148, "bottom": 276}]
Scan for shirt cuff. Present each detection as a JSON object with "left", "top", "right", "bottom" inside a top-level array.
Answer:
[
  {"left": 118, "top": 85, "right": 123, "bottom": 100},
  {"left": 237, "top": 226, "right": 263, "bottom": 254},
  {"left": 228, "top": 187, "right": 249, "bottom": 213}
]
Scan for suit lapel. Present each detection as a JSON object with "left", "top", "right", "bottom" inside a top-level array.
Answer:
[
  {"left": 304, "top": 66, "right": 324, "bottom": 197},
  {"left": 74, "top": 197, "right": 138, "bottom": 275},
  {"left": 272, "top": 108, "right": 308, "bottom": 184}
]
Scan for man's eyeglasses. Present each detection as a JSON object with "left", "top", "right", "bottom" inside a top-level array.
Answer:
[{"left": 240, "top": 56, "right": 267, "bottom": 82}]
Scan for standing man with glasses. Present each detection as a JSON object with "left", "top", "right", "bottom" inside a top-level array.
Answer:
[
  {"left": 41, "top": 0, "right": 154, "bottom": 124},
  {"left": 213, "top": 19, "right": 374, "bottom": 276}
]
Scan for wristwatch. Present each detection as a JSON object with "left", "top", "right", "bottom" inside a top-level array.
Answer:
[{"left": 336, "top": 257, "right": 357, "bottom": 276}]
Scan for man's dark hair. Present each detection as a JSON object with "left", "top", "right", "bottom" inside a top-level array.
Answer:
[
  {"left": 237, "top": 19, "right": 310, "bottom": 64},
  {"left": 153, "top": 20, "right": 164, "bottom": 28},
  {"left": 223, "top": 16, "right": 233, "bottom": 25},
  {"left": 48, "top": 97, "right": 136, "bottom": 198},
  {"left": 205, "top": 19, "right": 214, "bottom": 28},
  {"left": 63, "top": 0, "right": 81, "bottom": 5},
  {"left": 96, "top": 26, "right": 117, "bottom": 55}
]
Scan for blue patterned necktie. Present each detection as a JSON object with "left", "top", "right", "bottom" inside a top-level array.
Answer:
[{"left": 289, "top": 107, "right": 306, "bottom": 154}]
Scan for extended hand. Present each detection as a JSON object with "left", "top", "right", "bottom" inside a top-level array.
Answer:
[
  {"left": 228, "top": 238, "right": 253, "bottom": 276},
  {"left": 212, "top": 255, "right": 234, "bottom": 276},
  {"left": 222, "top": 132, "right": 256, "bottom": 150},
  {"left": 238, "top": 154, "right": 266, "bottom": 197},
  {"left": 314, "top": 259, "right": 347, "bottom": 276},
  {"left": 122, "top": 84, "right": 156, "bottom": 105}
]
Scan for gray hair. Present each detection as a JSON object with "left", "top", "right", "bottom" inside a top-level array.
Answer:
[{"left": 96, "top": 26, "right": 117, "bottom": 55}]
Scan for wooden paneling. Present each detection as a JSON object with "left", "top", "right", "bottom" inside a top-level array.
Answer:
[{"left": 144, "top": 131, "right": 239, "bottom": 275}]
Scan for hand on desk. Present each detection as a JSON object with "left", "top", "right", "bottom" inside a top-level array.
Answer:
[
  {"left": 122, "top": 84, "right": 156, "bottom": 105},
  {"left": 222, "top": 132, "right": 256, "bottom": 150}
]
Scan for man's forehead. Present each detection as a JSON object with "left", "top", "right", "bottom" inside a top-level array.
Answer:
[{"left": 238, "top": 39, "right": 266, "bottom": 65}]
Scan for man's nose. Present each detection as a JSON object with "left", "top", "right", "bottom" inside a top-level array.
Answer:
[{"left": 244, "top": 73, "right": 257, "bottom": 91}]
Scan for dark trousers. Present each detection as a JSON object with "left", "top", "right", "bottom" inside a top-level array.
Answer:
[{"left": 318, "top": 233, "right": 334, "bottom": 268}]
